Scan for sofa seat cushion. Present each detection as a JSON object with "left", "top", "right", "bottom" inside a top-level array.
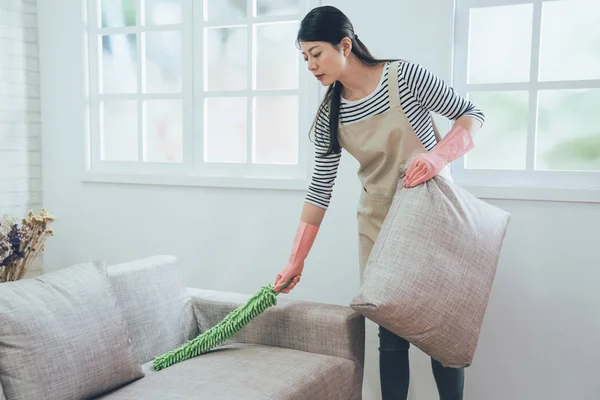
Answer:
[{"left": 96, "top": 343, "right": 359, "bottom": 400}]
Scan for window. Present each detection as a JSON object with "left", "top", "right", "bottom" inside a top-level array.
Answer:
[
  {"left": 82, "top": 0, "right": 318, "bottom": 189},
  {"left": 452, "top": 0, "right": 600, "bottom": 201}
]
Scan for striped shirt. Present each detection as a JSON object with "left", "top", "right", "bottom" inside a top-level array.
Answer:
[{"left": 305, "top": 60, "right": 485, "bottom": 209}]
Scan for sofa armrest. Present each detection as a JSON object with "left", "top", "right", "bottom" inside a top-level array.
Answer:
[{"left": 188, "top": 288, "right": 365, "bottom": 365}]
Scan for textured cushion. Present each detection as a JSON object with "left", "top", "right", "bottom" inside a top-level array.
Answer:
[
  {"left": 190, "top": 288, "right": 365, "bottom": 365},
  {"left": 0, "top": 386, "right": 5, "bottom": 400},
  {"left": 106, "top": 255, "right": 198, "bottom": 364},
  {"left": 97, "top": 343, "right": 361, "bottom": 400},
  {"left": 351, "top": 167, "right": 511, "bottom": 368},
  {"left": 0, "top": 261, "right": 144, "bottom": 400}
]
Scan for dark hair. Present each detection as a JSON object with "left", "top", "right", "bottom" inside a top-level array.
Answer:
[{"left": 296, "top": 6, "right": 397, "bottom": 155}]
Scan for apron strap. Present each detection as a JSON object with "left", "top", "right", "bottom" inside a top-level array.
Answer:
[
  {"left": 387, "top": 61, "right": 401, "bottom": 108},
  {"left": 387, "top": 60, "right": 442, "bottom": 143}
]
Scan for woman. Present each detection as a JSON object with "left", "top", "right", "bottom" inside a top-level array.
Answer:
[{"left": 273, "top": 6, "right": 484, "bottom": 400}]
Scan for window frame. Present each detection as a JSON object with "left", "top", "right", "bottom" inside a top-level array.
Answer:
[
  {"left": 451, "top": 0, "right": 600, "bottom": 203},
  {"left": 82, "top": 0, "right": 321, "bottom": 191}
]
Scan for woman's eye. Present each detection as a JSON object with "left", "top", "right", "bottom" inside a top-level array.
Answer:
[{"left": 314, "top": 53, "right": 321, "bottom": 58}]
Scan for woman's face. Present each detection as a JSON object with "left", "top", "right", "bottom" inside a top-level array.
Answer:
[{"left": 300, "top": 41, "right": 348, "bottom": 86}]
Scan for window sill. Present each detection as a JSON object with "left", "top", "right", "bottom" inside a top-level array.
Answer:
[
  {"left": 81, "top": 173, "right": 600, "bottom": 203},
  {"left": 81, "top": 171, "right": 309, "bottom": 191},
  {"left": 460, "top": 183, "right": 600, "bottom": 204}
]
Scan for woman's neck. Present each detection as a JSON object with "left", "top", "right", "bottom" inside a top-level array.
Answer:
[{"left": 339, "top": 57, "right": 385, "bottom": 101}]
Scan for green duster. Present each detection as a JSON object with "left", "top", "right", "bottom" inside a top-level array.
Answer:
[{"left": 153, "top": 278, "right": 294, "bottom": 371}]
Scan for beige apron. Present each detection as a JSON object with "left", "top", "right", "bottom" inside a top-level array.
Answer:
[{"left": 338, "top": 61, "right": 451, "bottom": 278}]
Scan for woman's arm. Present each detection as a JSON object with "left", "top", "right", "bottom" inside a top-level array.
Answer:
[
  {"left": 454, "top": 114, "right": 484, "bottom": 138},
  {"left": 400, "top": 62, "right": 485, "bottom": 187},
  {"left": 274, "top": 106, "right": 340, "bottom": 293},
  {"left": 300, "top": 202, "right": 327, "bottom": 227},
  {"left": 401, "top": 61, "right": 485, "bottom": 137},
  {"left": 304, "top": 105, "right": 342, "bottom": 210},
  {"left": 273, "top": 197, "right": 327, "bottom": 294}
]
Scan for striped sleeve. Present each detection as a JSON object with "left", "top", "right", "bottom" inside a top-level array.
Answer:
[
  {"left": 304, "top": 105, "right": 341, "bottom": 210},
  {"left": 399, "top": 62, "right": 485, "bottom": 125}
]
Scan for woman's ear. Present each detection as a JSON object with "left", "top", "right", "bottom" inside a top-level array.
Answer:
[{"left": 340, "top": 37, "right": 352, "bottom": 57}]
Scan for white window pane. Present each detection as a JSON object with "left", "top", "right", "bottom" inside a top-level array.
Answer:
[
  {"left": 256, "top": 0, "right": 300, "bottom": 17},
  {"left": 145, "top": 0, "right": 181, "bottom": 25},
  {"left": 100, "top": 34, "right": 137, "bottom": 94},
  {"left": 467, "top": 5, "right": 533, "bottom": 84},
  {"left": 101, "top": 0, "right": 136, "bottom": 27},
  {"left": 204, "top": 97, "right": 247, "bottom": 163},
  {"left": 143, "top": 99, "right": 183, "bottom": 163},
  {"left": 255, "top": 22, "right": 299, "bottom": 90},
  {"left": 205, "top": 27, "right": 247, "bottom": 91},
  {"left": 204, "top": 0, "right": 247, "bottom": 20},
  {"left": 101, "top": 100, "right": 138, "bottom": 162},
  {"left": 254, "top": 96, "right": 298, "bottom": 164},
  {"left": 465, "top": 91, "right": 529, "bottom": 170},
  {"left": 536, "top": 89, "right": 600, "bottom": 172},
  {"left": 538, "top": 1, "right": 600, "bottom": 81},
  {"left": 145, "top": 31, "right": 182, "bottom": 93}
]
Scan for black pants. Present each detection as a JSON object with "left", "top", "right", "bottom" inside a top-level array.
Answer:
[{"left": 378, "top": 326, "right": 464, "bottom": 400}]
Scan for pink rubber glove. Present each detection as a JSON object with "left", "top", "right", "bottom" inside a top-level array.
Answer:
[
  {"left": 404, "top": 124, "right": 474, "bottom": 188},
  {"left": 274, "top": 221, "right": 319, "bottom": 293}
]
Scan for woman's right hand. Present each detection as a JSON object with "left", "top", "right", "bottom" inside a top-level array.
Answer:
[{"left": 274, "top": 264, "right": 303, "bottom": 293}]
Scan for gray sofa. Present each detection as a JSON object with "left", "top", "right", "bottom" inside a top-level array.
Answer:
[{"left": 0, "top": 255, "right": 365, "bottom": 400}]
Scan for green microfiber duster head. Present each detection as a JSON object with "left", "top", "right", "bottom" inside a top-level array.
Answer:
[{"left": 152, "top": 278, "right": 294, "bottom": 371}]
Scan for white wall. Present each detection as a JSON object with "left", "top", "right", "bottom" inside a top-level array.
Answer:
[
  {"left": 37, "top": 1, "right": 600, "bottom": 399},
  {"left": 0, "top": 0, "right": 43, "bottom": 277}
]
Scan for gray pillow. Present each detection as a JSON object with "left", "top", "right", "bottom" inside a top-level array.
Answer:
[
  {"left": 351, "top": 167, "right": 511, "bottom": 368},
  {"left": 0, "top": 261, "right": 144, "bottom": 399},
  {"left": 106, "top": 255, "right": 198, "bottom": 364}
]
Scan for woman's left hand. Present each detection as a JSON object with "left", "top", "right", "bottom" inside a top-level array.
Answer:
[
  {"left": 404, "top": 152, "right": 446, "bottom": 188},
  {"left": 405, "top": 124, "right": 475, "bottom": 188}
]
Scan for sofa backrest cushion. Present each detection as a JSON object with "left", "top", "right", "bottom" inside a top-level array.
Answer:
[
  {"left": 106, "top": 255, "right": 198, "bottom": 364},
  {"left": 0, "top": 261, "right": 144, "bottom": 399}
]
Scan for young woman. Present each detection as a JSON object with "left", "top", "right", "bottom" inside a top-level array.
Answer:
[{"left": 273, "top": 6, "right": 485, "bottom": 400}]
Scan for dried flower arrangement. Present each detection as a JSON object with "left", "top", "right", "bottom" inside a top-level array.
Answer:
[{"left": 0, "top": 209, "right": 55, "bottom": 283}]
